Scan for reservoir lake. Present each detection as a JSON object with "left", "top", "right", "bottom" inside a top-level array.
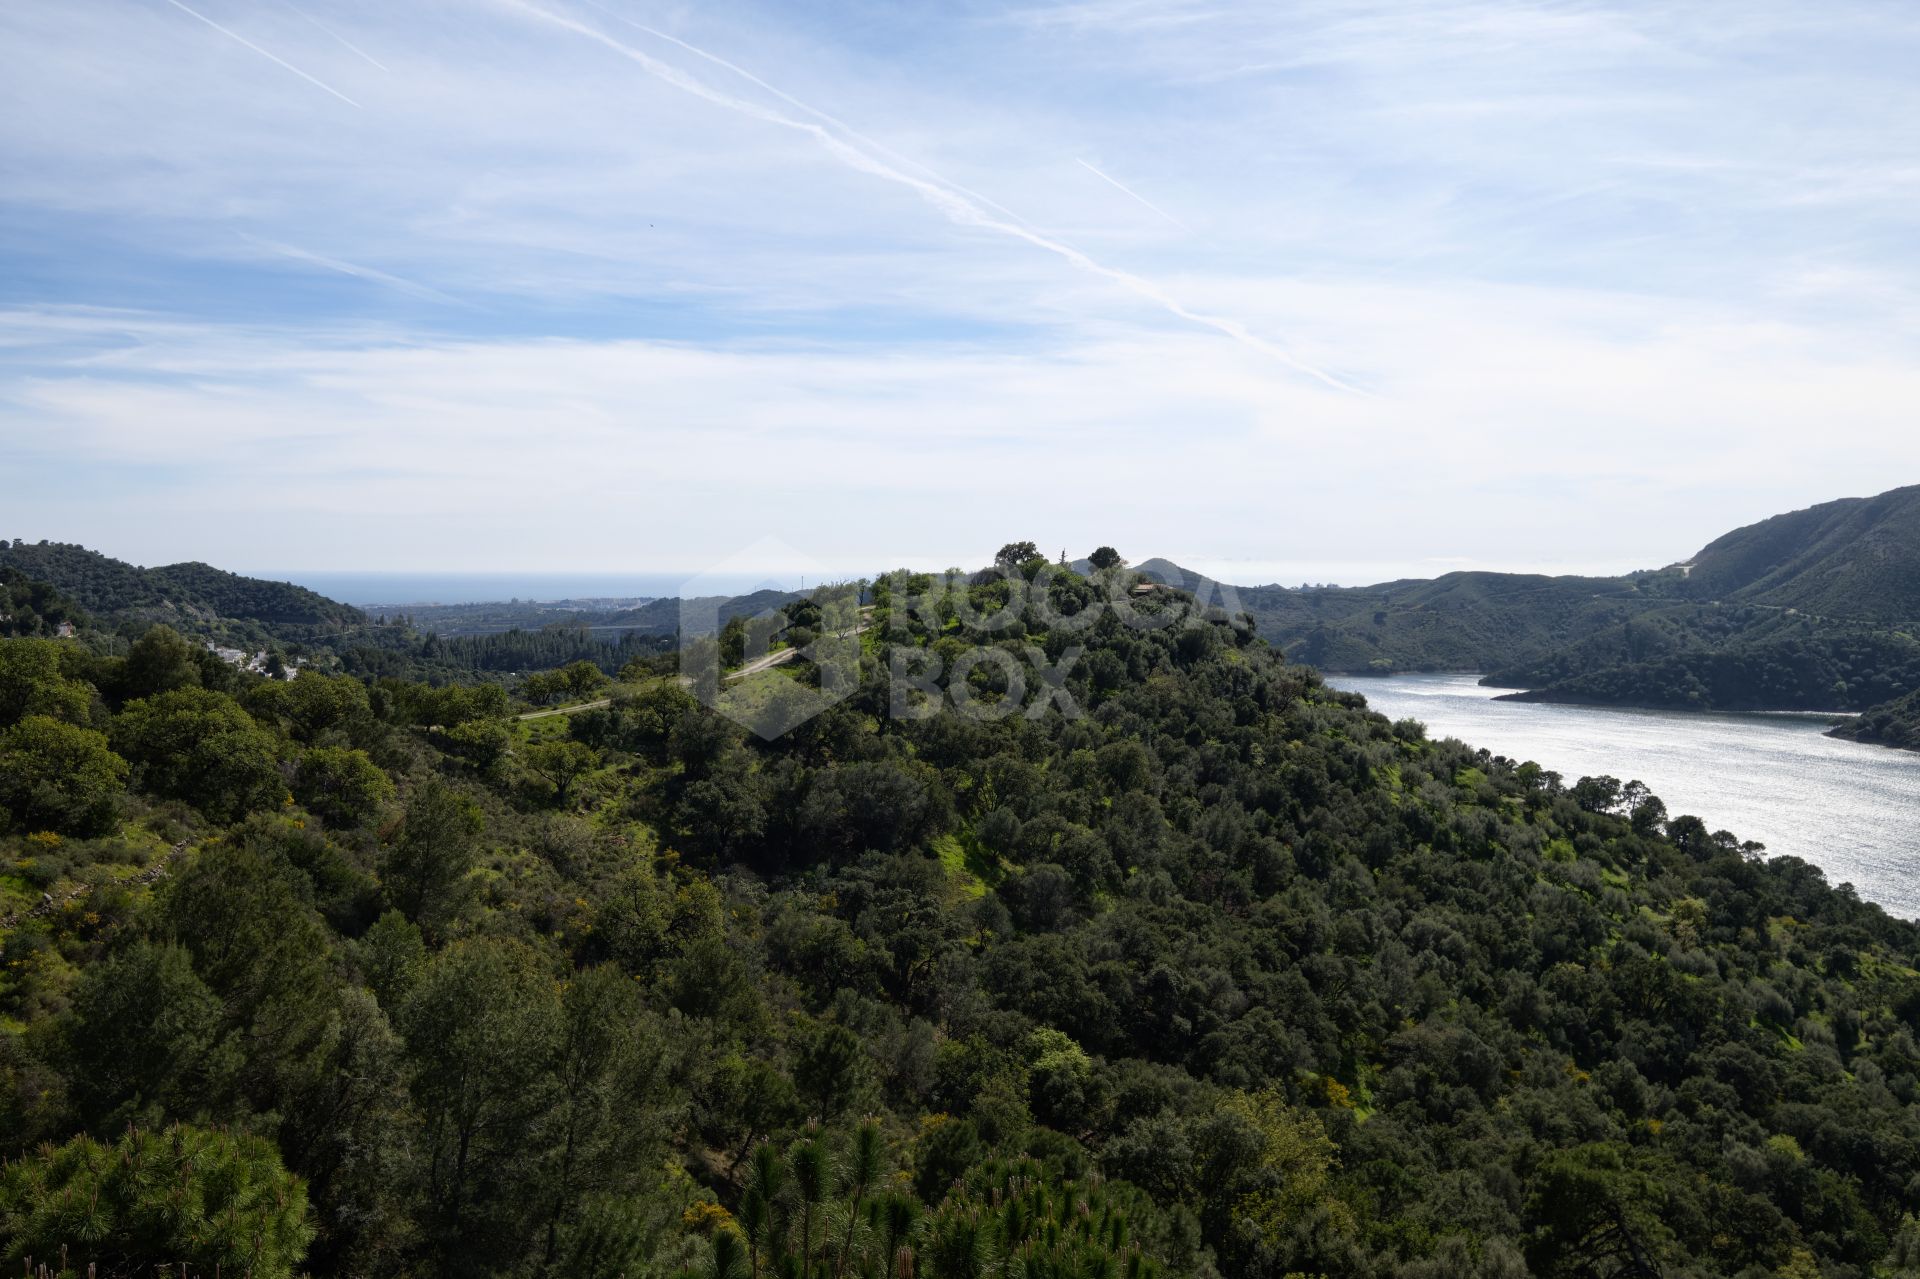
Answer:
[{"left": 1326, "top": 673, "right": 1920, "bottom": 920}]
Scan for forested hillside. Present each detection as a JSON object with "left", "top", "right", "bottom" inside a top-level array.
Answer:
[
  {"left": 0, "top": 568, "right": 85, "bottom": 638},
  {"left": 3, "top": 560, "right": 1919, "bottom": 1278},
  {"left": 1137, "top": 486, "right": 1920, "bottom": 723},
  {"left": 330, "top": 620, "right": 675, "bottom": 685},
  {"left": 0, "top": 541, "right": 363, "bottom": 637},
  {"left": 1487, "top": 609, "right": 1920, "bottom": 713},
  {"left": 1671, "top": 485, "right": 1920, "bottom": 622},
  {"left": 1833, "top": 688, "right": 1920, "bottom": 752},
  {"left": 1167, "top": 565, "right": 1658, "bottom": 675}
]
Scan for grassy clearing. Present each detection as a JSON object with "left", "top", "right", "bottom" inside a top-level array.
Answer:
[{"left": 933, "top": 829, "right": 1013, "bottom": 901}]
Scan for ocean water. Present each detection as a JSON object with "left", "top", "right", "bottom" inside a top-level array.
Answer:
[{"left": 1327, "top": 673, "right": 1920, "bottom": 920}]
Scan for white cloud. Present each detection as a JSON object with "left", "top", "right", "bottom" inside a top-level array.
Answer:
[
  {"left": 5, "top": 273, "right": 1917, "bottom": 576},
  {"left": 1, "top": 0, "right": 1917, "bottom": 576}
]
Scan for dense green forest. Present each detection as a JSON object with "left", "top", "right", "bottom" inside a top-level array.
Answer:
[
  {"left": 4, "top": 556, "right": 1920, "bottom": 1278},
  {"left": 1487, "top": 613, "right": 1920, "bottom": 713},
  {"left": 331, "top": 621, "right": 675, "bottom": 685},
  {"left": 391, "top": 589, "right": 797, "bottom": 644},
  {"left": 331, "top": 593, "right": 797, "bottom": 685},
  {"left": 0, "top": 569, "right": 86, "bottom": 639}
]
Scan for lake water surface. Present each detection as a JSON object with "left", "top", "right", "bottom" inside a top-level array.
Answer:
[{"left": 1325, "top": 673, "right": 1920, "bottom": 920}]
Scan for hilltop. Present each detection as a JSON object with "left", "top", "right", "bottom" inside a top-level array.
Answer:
[
  {"left": 0, "top": 540, "right": 364, "bottom": 632},
  {"left": 1670, "top": 484, "right": 1920, "bottom": 620}
]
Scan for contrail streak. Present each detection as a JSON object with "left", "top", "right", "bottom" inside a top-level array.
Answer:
[
  {"left": 284, "top": 0, "right": 389, "bottom": 71},
  {"left": 238, "top": 233, "right": 467, "bottom": 306},
  {"left": 498, "top": 0, "right": 1364, "bottom": 394},
  {"left": 161, "top": 0, "right": 360, "bottom": 106},
  {"left": 1077, "top": 158, "right": 1191, "bottom": 232},
  {"left": 579, "top": 0, "right": 1028, "bottom": 227}
]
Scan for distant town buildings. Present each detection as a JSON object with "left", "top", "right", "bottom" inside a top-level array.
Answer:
[{"left": 205, "top": 641, "right": 300, "bottom": 679}]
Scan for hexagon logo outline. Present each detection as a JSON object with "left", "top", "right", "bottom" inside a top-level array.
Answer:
[{"left": 676, "top": 536, "right": 865, "bottom": 740}]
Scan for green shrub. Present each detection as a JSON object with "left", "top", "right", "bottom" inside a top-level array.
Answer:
[{"left": 0, "top": 1123, "right": 313, "bottom": 1277}]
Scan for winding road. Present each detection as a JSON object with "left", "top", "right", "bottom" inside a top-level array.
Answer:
[{"left": 513, "top": 609, "right": 870, "bottom": 720}]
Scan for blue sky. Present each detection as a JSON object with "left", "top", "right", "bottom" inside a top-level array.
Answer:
[{"left": 3, "top": 0, "right": 1918, "bottom": 584}]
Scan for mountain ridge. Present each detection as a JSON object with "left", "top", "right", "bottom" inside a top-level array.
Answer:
[
  {"left": 0, "top": 540, "right": 365, "bottom": 631},
  {"left": 1126, "top": 485, "right": 1920, "bottom": 734},
  {"left": 1674, "top": 484, "right": 1920, "bottom": 619}
]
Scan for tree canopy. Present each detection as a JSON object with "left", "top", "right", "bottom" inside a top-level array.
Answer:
[{"left": 1, "top": 560, "right": 1918, "bottom": 1278}]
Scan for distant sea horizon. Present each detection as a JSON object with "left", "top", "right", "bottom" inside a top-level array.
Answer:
[
  {"left": 272, "top": 571, "right": 802, "bottom": 608},
  {"left": 270, "top": 553, "right": 1660, "bottom": 608}
]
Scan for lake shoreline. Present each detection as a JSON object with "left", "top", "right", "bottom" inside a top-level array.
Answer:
[
  {"left": 1325, "top": 667, "right": 1876, "bottom": 731},
  {"left": 1326, "top": 672, "right": 1920, "bottom": 921}
]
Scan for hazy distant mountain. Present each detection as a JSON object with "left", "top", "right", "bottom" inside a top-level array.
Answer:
[{"left": 597, "top": 588, "right": 801, "bottom": 635}]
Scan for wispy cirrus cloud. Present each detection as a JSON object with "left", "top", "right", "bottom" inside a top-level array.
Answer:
[
  {"left": 235, "top": 234, "right": 468, "bottom": 307},
  {"left": 281, "top": 0, "right": 389, "bottom": 72},
  {"left": 0, "top": 0, "right": 1916, "bottom": 572},
  {"left": 160, "top": 0, "right": 361, "bottom": 106},
  {"left": 493, "top": 0, "right": 1363, "bottom": 391},
  {"left": 1075, "top": 159, "right": 1191, "bottom": 232}
]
